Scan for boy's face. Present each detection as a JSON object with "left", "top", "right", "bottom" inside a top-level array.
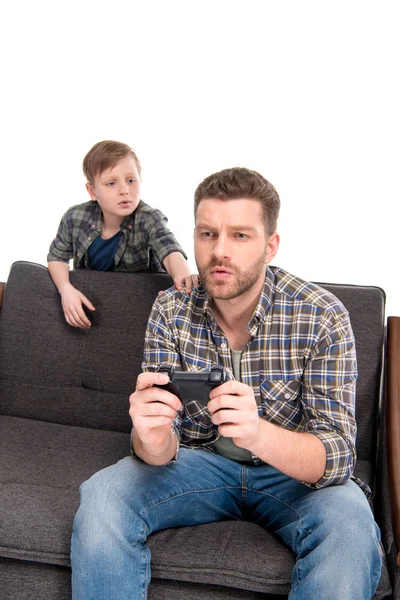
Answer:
[{"left": 86, "top": 156, "right": 141, "bottom": 224}]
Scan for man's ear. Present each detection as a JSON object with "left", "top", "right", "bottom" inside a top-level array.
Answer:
[
  {"left": 264, "top": 232, "right": 280, "bottom": 265},
  {"left": 86, "top": 182, "right": 97, "bottom": 201}
]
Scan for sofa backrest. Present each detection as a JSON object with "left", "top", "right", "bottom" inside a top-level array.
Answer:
[
  {"left": 317, "top": 281, "right": 385, "bottom": 466},
  {"left": 0, "top": 262, "right": 385, "bottom": 465},
  {"left": 0, "top": 261, "right": 173, "bottom": 433}
]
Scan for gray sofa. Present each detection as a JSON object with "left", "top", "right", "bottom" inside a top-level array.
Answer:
[{"left": 0, "top": 260, "right": 399, "bottom": 599}]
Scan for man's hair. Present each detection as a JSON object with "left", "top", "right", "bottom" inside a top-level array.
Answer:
[
  {"left": 83, "top": 140, "right": 141, "bottom": 185},
  {"left": 194, "top": 167, "right": 280, "bottom": 235}
]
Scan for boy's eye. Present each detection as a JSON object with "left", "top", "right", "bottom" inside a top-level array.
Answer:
[
  {"left": 107, "top": 181, "right": 115, "bottom": 186},
  {"left": 128, "top": 178, "right": 136, "bottom": 184}
]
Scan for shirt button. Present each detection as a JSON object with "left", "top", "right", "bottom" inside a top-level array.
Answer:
[
  {"left": 88, "top": 236, "right": 92, "bottom": 241},
  {"left": 220, "top": 342, "right": 227, "bottom": 349},
  {"left": 284, "top": 393, "right": 291, "bottom": 399},
  {"left": 91, "top": 224, "right": 96, "bottom": 229},
  {"left": 128, "top": 225, "right": 132, "bottom": 229},
  {"left": 77, "top": 252, "right": 80, "bottom": 257}
]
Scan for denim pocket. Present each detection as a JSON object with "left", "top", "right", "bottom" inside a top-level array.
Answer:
[{"left": 260, "top": 379, "right": 304, "bottom": 430}]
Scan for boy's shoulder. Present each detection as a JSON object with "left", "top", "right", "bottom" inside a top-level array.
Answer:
[
  {"left": 63, "top": 200, "right": 99, "bottom": 217},
  {"left": 59, "top": 201, "right": 102, "bottom": 231},
  {"left": 135, "top": 200, "right": 165, "bottom": 220}
]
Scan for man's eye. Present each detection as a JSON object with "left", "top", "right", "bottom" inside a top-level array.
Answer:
[
  {"left": 236, "top": 233, "right": 248, "bottom": 239},
  {"left": 201, "top": 232, "right": 214, "bottom": 238}
]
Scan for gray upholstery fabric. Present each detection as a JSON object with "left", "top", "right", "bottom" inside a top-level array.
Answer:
[
  {"left": 0, "top": 262, "right": 393, "bottom": 599},
  {"left": 316, "top": 282, "right": 385, "bottom": 464},
  {"left": 0, "top": 262, "right": 173, "bottom": 432}
]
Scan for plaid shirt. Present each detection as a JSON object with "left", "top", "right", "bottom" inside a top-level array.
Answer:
[
  {"left": 143, "top": 266, "right": 370, "bottom": 496},
  {"left": 47, "top": 200, "right": 186, "bottom": 271}
]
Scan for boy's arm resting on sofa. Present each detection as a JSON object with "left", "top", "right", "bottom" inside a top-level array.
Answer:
[
  {"left": 386, "top": 316, "right": 400, "bottom": 565},
  {"left": 48, "top": 261, "right": 95, "bottom": 329}
]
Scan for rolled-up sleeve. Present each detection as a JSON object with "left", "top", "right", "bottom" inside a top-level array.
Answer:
[
  {"left": 146, "top": 209, "right": 187, "bottom": 265},
  {"left": 301, "top": 313, "right": 358, "bottom": 489}
]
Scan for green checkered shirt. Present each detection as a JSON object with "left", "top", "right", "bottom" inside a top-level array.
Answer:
[
  {"left": 143, "top": 266, "right": 370, "bottom": 496},
  {"left": 47, "top": 200, "right": 186, "bottom": 271}
]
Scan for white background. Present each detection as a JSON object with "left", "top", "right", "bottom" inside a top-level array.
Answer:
[{"left": 1, "top": 1, "right": 399, "bottom": 316}]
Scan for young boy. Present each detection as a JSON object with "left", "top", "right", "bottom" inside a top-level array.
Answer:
[{"left": 48, "top": 140, "right": 196, "bottom": 329}]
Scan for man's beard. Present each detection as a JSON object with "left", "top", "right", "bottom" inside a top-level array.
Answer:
[{"left": 198, "top": 252, "right": 267, "bottom": 300}]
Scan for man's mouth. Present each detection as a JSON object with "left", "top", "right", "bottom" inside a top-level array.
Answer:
[{"left": 210, "top": 267, "right": 233, "bottom": 280}]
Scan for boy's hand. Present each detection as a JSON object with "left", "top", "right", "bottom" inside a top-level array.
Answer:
[
  {"left": 174, "top": 273, "right": 199, "bottom": 294},
  {"left": 59, "top": 283, "right": 96, "bottom": 329}
]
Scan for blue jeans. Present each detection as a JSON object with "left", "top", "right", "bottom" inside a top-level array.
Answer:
[{"left": 71, "top": 448, "right": 382, "bottom": 599}]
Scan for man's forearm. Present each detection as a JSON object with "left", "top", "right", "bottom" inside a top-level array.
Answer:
[
  {"left": 247, "top": 419, "right": 327, "bottom": 484},
  {"left": 131, "top": 429, "right": 178, "bottom": 466}
]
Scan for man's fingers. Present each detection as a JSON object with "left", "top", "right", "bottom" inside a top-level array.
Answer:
[
  {"left": 211, "top": 408, "right": 242, "bottom": 425},
  {"left": 135, "top": 372, "right": 169, "bottom": 391},
  {"left": 139, "top": 401, "right": 178, "bottom": 419},
  {"left": 208, "top": 380, "right": 247, "bottom": 400}
]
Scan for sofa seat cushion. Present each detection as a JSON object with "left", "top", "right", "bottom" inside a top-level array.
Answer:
[
  {"left": 0, "top": 416, "right": 130, "bottom": 564},
  {"left": 0, "top": 416, "right": 391, "bottom": 597}
]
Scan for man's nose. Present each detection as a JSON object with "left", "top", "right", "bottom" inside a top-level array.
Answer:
[{"left": 212, "top": 235, "right": 231, "bottom": 260}]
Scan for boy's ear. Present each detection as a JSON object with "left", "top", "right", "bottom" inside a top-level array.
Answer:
[{"left": 86, "top": 182, "right": 97, "bottom": 201}]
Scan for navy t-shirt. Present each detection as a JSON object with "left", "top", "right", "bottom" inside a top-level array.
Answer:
[{"left": 87, "top": 232, "right": 123, "bottom": 271}]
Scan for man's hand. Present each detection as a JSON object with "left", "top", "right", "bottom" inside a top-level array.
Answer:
[
  {"left": 208, "top": 380, "right": 260, "bottom": 451},
  {"left": 129, "top": 372, "right": 182, "bottom": 460},
  {"left": 174, "top": 273, "right": 199, "bottom": 294},
  {"left": 59, "top": 283, "right": 95, "bottom": 329}
]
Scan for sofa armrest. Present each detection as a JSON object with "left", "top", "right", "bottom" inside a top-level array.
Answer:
[
  {"left": 0, "top": 282, "right": 4, "bottom": 310},
  {"left": 387, "top": 316, "right": 400, "bottom": 565}
]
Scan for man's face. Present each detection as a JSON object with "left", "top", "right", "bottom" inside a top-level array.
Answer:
[
  {"left": 194, "top": 198, "right": 279, "bottom": 300},
  {"left": 86, "top": 156, "right": 141, "bottom": 223}
]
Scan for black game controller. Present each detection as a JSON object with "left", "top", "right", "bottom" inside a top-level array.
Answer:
[{"left": 155, "top": 365, "right": 228, "bottom": 406}]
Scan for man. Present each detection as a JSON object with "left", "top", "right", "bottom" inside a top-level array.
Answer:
[{"left": 71, "top": 167, "right": 382, "bottom": 599}]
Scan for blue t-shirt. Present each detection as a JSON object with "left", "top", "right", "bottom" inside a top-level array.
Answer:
[{"left": 87, "top": 231, "right": 123, "bottom": 271}]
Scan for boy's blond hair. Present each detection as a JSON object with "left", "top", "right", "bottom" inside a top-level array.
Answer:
[{"left": 83, "top": 140, "right": 141, "bottom": 185}]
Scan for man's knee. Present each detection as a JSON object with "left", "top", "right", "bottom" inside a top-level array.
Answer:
[{"left": 298, "top": 480, "right": 380, "bottom": 555}]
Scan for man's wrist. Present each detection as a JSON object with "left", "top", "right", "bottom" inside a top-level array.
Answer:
[{"left": 131, "top": 428, "right": 179, "bottom": 465}]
